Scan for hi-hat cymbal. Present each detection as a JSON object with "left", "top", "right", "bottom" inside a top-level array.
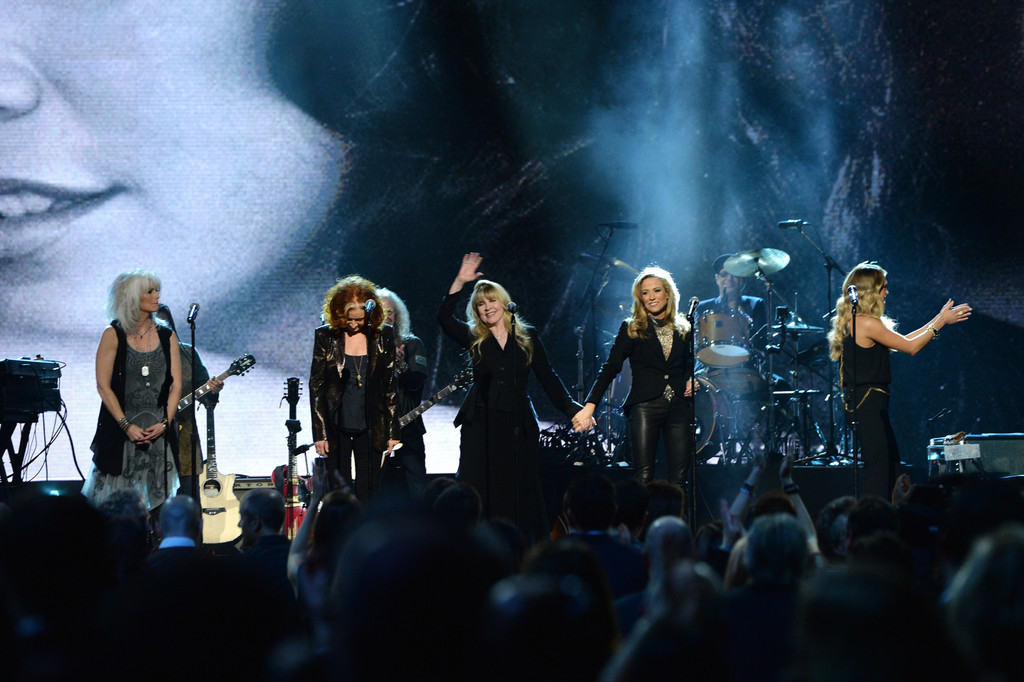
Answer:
[
  {"left": 723, "top": 248, "right": 790, "bottom": 278},
  {"left": 578, "top": 253, "right": 639, "bottom": 281}
]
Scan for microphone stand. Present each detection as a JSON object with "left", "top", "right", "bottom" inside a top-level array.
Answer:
[
  {"left": 508, "top": 306, "right": 521, "bottom": 532},
  {"left": 756, "top": 270, "right": 781, "bottom": 466},
  {"left": 575, "top": 226, "right": 616, "bottom": 463},
  {"left": 686, "top": 303, "right": 699, "bottom": 529},
  {"left": 786, "top": 222, "right": 846, "bottom": 461},
  {"left": 189, "top": 314, "right": 199, "bottom": 502},
  {"left": 849, "top": 294, "right": 860, "bottom": 498}
]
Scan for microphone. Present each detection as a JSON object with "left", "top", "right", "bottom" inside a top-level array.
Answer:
[
  {"left": 506, "top": 301, "right": 519, "bottom": 314},
  {"left": 364, "top": 299, "right": 376, "bottom": 314},
  {"left": 186, "top": 302, "right": 200, "bottom": 323},
  {"left": 686, "top": 296, "right": 699, "bottom": 318},
  {"left": 597, "top": 221, "right": 639, "bottom": 230},
  {"left": 777, "top": 219, "right": 806, "bottom": 229},
  {"left": 846, "top": 285, "right": 858, "bottom": 304}
]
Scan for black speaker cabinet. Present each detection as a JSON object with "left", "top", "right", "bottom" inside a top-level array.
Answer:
[{"left": 965, "top": 433, "right": 1024, "bottom": 475}]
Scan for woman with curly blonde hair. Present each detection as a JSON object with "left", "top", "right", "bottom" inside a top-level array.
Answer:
[
  {"left": 827, "top": 261, "right": 971, "bottom": 497},
  {"left": 573, "top": 266, "right": 698, "bottom": 487},
  {"left": 439, "top": 253, "right": 581, "bottom": 540},
  {"left": 311, "top": 275, "right": 400, "bottom": 503}
]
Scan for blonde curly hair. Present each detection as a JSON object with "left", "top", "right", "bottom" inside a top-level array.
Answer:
[{"left": 827, "top": 262, "right": 895, "bottom": 360}]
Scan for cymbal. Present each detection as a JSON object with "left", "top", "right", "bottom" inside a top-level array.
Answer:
[
  {"left": 578, "top": 253, "right": 639, "bottom": 281},
  {"left": 597, "top": 299, "right": 632, "bottom": 318},
  {"left": 785, "top": 320, "right": 824, "bottom": 334},
  {"left": 722, "top": 248, "right": 790, "bottom": 278}
]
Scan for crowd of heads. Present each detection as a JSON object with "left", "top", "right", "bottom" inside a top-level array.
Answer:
[{"left": 2, "top": 466, "right": 1024, "bottom": 681}]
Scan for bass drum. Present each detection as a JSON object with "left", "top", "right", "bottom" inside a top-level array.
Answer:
[{"left": 694, "top": 376, "right": 730, "bottom": 457}]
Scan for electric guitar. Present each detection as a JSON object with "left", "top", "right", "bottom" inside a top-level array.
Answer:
[
  {"left": 382, "top": 368, "right": 473, "bottom": 466},
  {"left": 198, "top": 402, "right": 242, "bottom": 544},
  {"left": 282, "top": 378, "right": 306, "bottom": 539},
  {"left": 178, "top": 353, "right": 255, "bottom": 411}
]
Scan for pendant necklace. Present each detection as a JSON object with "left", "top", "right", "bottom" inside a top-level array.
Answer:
[
  {"left": 133, "top": 324, "right": 154, "bottom": 377},
  {"left": 354, "top": 355, "right": 365, "bottom": 388}
]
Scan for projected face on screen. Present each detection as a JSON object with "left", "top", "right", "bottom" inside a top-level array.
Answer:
[{"left": 0, "top": 0, "right": 349, "bottom": 335}]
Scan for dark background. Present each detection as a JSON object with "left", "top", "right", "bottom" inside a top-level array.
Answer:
[{"left": 284, "top": 0, "right": 1023, "bottom": 476}]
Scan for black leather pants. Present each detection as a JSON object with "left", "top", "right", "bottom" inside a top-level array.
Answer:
[{"left": 629, "top": 395, "right": 693, "bottom": 486}]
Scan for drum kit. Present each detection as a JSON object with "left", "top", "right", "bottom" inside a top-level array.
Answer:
[{"left": 569, "top": 246, "right": 839, "bottom": 468}]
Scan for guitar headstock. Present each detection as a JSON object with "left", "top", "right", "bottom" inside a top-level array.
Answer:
[
  {"left": 229, "top": 354, "right": 256, "bottom": 377},
  {"left": 284, "top": 377, "right": 302, "bottom": 408},
  {"left": 453, "top": 367, "right": 474, "bottom": 389}
]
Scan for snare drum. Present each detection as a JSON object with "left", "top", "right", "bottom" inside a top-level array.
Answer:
[{"left": 696, "top": 311, "right": 750, "bottom": 367}]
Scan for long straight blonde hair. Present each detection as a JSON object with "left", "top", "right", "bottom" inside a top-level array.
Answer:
[
  {"left": 627, "top": 267, "right": 690, "bottom": 339},
  {"left": 466, "top": 280, "right": 534, "bottom": 364}
]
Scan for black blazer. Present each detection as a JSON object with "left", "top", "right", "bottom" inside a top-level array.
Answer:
[
  {"left": 438, "top": 292, "right": 580, "bottom": 427},
  {"left": 585, "top": 319, "right": 693, "bottom": 412},
  {"left": 309, "top": 324, "right": 400, "bottom": 454}
]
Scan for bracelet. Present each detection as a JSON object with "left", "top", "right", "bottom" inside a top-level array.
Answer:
[
  {"left": 740, "top": 482, "right": 755, "bottom": 496},
  {"left": 117, "top": 417, "right": 131, "bottom": 432},
  {"left": 160, "top": 418, "right": 169, "bottom": 429},
  {"left": 783, "top": 483, "right": 800, "bottom": 496},
  {"left": 928, "top": 325, "right": 939, "bottom": 338}
]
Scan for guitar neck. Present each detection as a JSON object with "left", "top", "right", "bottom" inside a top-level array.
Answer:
[
  {"left": 179, "top": 367, "right": 232, "bottom": 410},
  {"left": 205, "top": 404, "right": 218, "bottom": 480},
  {"left": 400, "top": 382, "right": 459, "bottom": 428}
]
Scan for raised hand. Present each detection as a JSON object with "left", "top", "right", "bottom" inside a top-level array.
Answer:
[
  {"left": 940, "top": 299, "right": 972, "bottom": 326},
  {"left": 456, "top": 252, "right": 484, "bottom": 284}
]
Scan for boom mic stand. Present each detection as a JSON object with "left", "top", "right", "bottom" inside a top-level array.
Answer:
[{"left": 782, "top": 221, "right": 847, "bottom": 460}]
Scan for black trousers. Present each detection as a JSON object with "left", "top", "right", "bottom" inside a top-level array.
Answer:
[
  {"left": 396, "top": 430, "right": 428, "bottom": 497},
  {"left": 332, "top": 429, "right": 379, "bottom": 504},
  {"left": 848, "top": 390, "right": 899, "bottom": 500},
  {"left": 629, "top": 395, "right": 694, "bottom": 486}
]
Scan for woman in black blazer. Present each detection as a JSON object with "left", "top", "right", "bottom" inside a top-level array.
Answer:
[
  {"left": 310, "top": 275, "right": 401, "bottom": 504},
  {"left": 439, "top": 252, "right": 582, "bottom": 540},
  {"left": 573, "top": 267, "right": 697, "bottom": 486}
]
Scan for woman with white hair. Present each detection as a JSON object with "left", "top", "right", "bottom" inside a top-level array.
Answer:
[
  {"left": 83, "top": 270, "right": 181, "bottom": 510},
  {"left": 377, "top": 287, "right": 430, "bottom": 496}
]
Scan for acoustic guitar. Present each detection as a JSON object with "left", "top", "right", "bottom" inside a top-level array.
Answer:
[{"left": 198, "top": 402, "right": 242, "bottom": 544}]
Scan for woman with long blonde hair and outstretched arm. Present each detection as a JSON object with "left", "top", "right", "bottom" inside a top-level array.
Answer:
[{"left": 827, "top": 261, "right": 971, "bottom": 498}]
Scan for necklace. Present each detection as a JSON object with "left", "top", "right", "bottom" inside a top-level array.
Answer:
[
  {"left": 131, "top": 322, "right": 156, "bottom": 376},
  {"left": 352, "top": 355, "right": 366, "bottom": 388}
]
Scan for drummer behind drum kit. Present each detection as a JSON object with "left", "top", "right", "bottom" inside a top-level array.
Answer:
[{"left": 693, "top": 248, "right": 833, "bottom": 465}]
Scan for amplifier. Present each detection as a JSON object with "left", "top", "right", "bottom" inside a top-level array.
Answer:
[
  {"left": 964, "top": 434, "right": 1024, "bottom": 475},
  {"left": 0, "top": 358, "right": 62, "bottom": 419},
  {"left": 233, "top": 476, "right": 275, "bottom": 491}
]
